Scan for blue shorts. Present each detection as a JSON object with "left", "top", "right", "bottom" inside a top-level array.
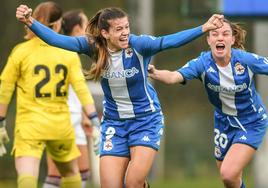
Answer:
[
  {"left": 99, "top": 111, "right": 164, "bottom": 157},
  {"left": 214, "top": 114, "right": 268, "bottom": 161}
]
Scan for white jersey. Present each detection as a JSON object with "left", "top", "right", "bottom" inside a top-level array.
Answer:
[{"left": 68, "top": 85, "right": 82, "bottom": 114}]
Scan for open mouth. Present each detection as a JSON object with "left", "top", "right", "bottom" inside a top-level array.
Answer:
[
  {"left": 119, "top": 37, "right": 129, "bottom": 47},
  {"left": 216, "top": 43, "right": 225, "bottom": 52},
  {"left": 119, "top": 37, "right": 128, "bottom": 42}
]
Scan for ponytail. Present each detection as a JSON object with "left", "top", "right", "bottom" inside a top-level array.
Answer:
[{"left": 86, "top": 10, "right": 109, "bottom": 81}]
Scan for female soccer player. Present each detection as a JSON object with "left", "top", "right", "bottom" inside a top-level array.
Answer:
[
  {"left": 148, "top": 19, "right": 268, "bottom": 188},
  {"left": 16, "top": 5, "right": 223, "bottom": 188},
  {"left": 0, "top": 2, "right": 99, "bottom": 188}
]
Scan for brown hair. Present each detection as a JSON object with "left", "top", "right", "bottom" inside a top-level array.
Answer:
[
  {"left": 62, "top": 9, "right": 84, "bottom": 35},
  {"left": 85, "top": 7, "right": 128, "bottom": 81},
  {"left": 24, "top": 1, "right": 62, "bottom": 39},
  {"left": 224, "top": 19, "right": 246, "bottom": 50}
]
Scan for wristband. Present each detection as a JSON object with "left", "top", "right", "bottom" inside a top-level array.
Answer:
[
  {"left": 0, "top": 117, "right": 6, "bottom": 128},
  {"left": 88, "top": 112, "right": 100, "bottom": 127}
]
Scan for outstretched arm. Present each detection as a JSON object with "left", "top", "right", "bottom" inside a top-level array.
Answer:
[
  {"left": 16, "top": 5, "right": 89, "bottom": 54},
  {"left": 132, "top": 14, "right": 224, "bottom": 56},
  {"left": 161, "top": 14, "right": 224, "bottom": 49},
  {"left": 148, "top": 64, "right": 184, "bottom": 84}
]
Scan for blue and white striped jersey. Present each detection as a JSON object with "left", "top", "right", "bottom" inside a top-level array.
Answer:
[
  {"left": 30, "top": 20, "right": 204, "bottom": 120},
  {"left": 100, "top": 32, "right": 203, "bottom": 119},
  {"left": 178, "top": 48, "right": 268, "bottom": 125}
]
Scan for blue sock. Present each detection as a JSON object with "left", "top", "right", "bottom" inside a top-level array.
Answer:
[{"left": 240, "top": 180, "right": 245, "bottom": 188}]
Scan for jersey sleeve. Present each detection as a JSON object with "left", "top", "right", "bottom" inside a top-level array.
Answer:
[
  {"left": 130, "top": 26, "right": 203, "bottom": 56},
  {"left": 177, "top": 56, "right": 204, "bottom": 83},
  {"left": 30, "top": 20, "right": 90, "bottom": 54},
  {"left": 0, "top": 50, "right": 20, "bottom": 104},
  {"left": 244, "top": 52, "right": 268, "bottom": 75},
  {"left": 68, "top": 55, "right": 95, "bottom": 106}
]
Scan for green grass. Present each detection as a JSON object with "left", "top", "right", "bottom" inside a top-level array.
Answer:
[
  {"left": 151, "top": 177, "right": 223, "bottom": 188},
  {"left": 0, "top": 176, "right": 253, "bottom": 188},
  {"left": 150, "top": 176, "right": 253, "bottom": 188}
]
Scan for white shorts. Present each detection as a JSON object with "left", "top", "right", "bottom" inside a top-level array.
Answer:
[{"left": 71, "top": 113, "right": 87, "bottom": 145}]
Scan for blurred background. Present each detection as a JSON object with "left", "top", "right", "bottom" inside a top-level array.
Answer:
[{"left": 1, "top": 0, "right": 268, "bottom": 187}]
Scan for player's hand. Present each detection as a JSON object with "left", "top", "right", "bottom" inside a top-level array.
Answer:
[
  {"left": 0, "top": 125, "right": 9, "bottom": 157},
  {"left": 82, "top": 121, "right": 100, "bottom": 155},
  {"left": 82, "top": 114, "right": 93, "bottom": 136},
  {"left": 82, "top": 112, "right": 101, "bottom": 155},
  {"left": 16, "top": 5, "right": 33, "bottom": 26},
  {"left": 148, "top": 64, "right": 157, "bottom": 79},
  {"left": 202, "top": 14, "right": 224, "bottom": 32}
]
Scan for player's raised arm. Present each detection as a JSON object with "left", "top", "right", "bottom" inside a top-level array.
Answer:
[
  {"left": 131, "top": 14, "right": 224, "bottom": 56},
  {"left": 16, "top": 4, "right": 89, "bottom": 54}
]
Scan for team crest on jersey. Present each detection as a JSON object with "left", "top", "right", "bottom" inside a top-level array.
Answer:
[
  {"left": 125, "top": 48, "right": 133, "bottom": 58},
  {"left": 103, "top": 140, "right": 113, "bottom": 151},
  {"left": 234, "top": 62, "right": 245, "bottom": 75},
  {"left": 214, "top": 146, "right": 222, "bottom": 158}
]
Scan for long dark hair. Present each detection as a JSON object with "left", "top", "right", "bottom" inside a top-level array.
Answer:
[
  {"left": 86, "top": 7, "right": 128, "bottom": 81},
  {"left": 25, "top": 1, "right": 62, "bottom": 39}
]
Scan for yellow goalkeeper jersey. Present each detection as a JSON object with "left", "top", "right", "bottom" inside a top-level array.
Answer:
[{"left": 0, "top": 37, "right": 94, "bottom": 139}]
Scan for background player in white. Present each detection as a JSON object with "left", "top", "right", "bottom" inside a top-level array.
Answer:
[
  {"left": 148, "top": 19, "right": 268, "bottom": 188},
  {"left": 43, "top": 9, "right": 100, "bottom": 188},
  {"left": 16, "top": 5, "right": 223, "bottom": 188}
]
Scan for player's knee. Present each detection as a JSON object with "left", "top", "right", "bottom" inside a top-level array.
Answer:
[{"left": 220, "top": 167, "right": 239, "bottom": 186}]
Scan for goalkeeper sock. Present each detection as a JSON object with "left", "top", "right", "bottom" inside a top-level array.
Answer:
[
  {"left": 18, "top": 174, "right": 37, "bottom": 188},
  {"left": 61, "top": 173, "right": 81, "bottom": 188}
]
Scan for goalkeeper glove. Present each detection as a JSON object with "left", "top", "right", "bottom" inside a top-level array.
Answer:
[{"left": 0, "top": 117, "right": 9, "bottom": 157}]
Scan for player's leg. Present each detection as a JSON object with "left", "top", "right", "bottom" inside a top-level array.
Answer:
[
  {"left": 46, "top": 139, "right": 81, "bottom": 188},
  {"left": 125, "top": 146, "right": 157, "bottom": 188},
  {"left": 71, "top": 111, "right": 92, "bottom": 187},
  {"left": 125, "top": 112, "right": 164, "bottom": 188},
  {"left": 15, "top": 156, "right": 40, "bottom": 188},
  {"left": 54, "top": 158, "right": 81, "bottom": 188},
  {"left": 215, "top": 116, "right": 268, "bottom": 188},
  {"left": 100, "top": 155, "right": 129, "bottom": 188},
  {"left": 99, "top": 118, "right": 131, "bottom": 188},
  {"left": 13, "top": 134, "right": 44, "bottom": 188},
  {"left": 43, "top": 154, "right": 61, "bottom": 188},
  {"left": 77, "top": 144, "right": 91, "bottom": 188},
  {"left": 219, "top": 143, "right": 255, "bottom": 188}
]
